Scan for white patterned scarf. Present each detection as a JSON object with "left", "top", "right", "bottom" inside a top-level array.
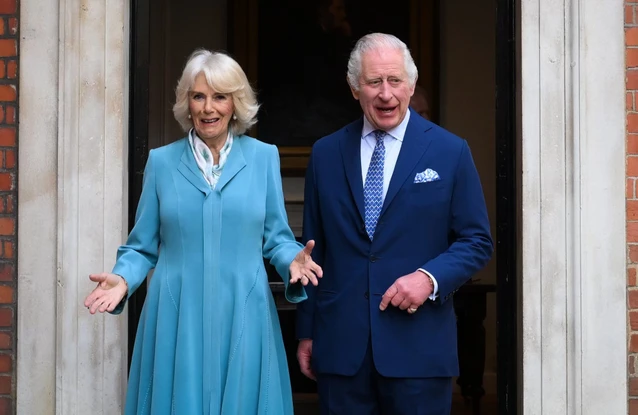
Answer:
[{"left": 188, "top": 128, "right": 234, "bottom": 189}]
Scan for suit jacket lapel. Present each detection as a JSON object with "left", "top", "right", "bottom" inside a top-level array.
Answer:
[
  {"left": 215, "top": 136, "right": 246, "bottom": 192},
  {"left": 380, "top": 117, "right": 433, "bottom": 217},
  {"left": 178, "top": 139, "right": 212, "bottom": 196},
  {"left": 339, "top": 118, "right": 365, "bottom": 221}
]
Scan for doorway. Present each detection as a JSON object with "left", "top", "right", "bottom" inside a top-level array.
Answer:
[{"left": 127, "top": 0, "right": 517, "bottom": 413}]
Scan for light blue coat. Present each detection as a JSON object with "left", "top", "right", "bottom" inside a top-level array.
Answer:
[{"left": 112, "top": 136, "right": 306, "bottom": 414}]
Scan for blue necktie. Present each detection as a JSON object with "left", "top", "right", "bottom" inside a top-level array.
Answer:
[{"left": 364, "top": 130, "right": 386, "bottom": 240}]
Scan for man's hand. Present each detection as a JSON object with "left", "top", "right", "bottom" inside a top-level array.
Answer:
[
  {"left": 379, "top": 271, "right": 433, "bottom": 314},
  {"left": 297, "top": 339, "right": 316, "bottom": 381}
]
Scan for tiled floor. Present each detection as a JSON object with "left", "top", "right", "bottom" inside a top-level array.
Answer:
[{"left": 293, "top": 393, "right": 498, "bottom": 415}]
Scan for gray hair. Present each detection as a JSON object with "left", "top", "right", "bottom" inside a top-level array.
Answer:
[
  {"left": 173, "top": 49, "right": 259, "bottom": 136},
  {"left": 346, "top": 33, "right": 418, "bottom": 91}
]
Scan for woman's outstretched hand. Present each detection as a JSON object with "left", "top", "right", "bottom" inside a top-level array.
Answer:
[
  {"left": 84, "top": 273, "right": 128, "bottom": 314},
  {"left": 289, "top": 240, "right": 323, "bottom": 286}
]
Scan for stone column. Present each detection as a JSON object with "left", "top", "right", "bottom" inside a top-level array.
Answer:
[
  {"left": 18, "top": 0, "right": 129, "bottom": 413},
  {"left": 520, "top": 0, "right": 626, "bottom": 413}
]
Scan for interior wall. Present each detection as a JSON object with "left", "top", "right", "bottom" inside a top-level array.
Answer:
[{"left": 439, "top": 0, "right": 498, "bottom": 382}]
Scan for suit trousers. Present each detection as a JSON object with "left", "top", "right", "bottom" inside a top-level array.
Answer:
[{"left": 316, "top": 339, "right": 453, "bottom": 415}]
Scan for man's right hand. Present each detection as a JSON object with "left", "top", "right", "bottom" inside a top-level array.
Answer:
[{"left": 297, "top": 339, "right": 316, "bottom": 381}]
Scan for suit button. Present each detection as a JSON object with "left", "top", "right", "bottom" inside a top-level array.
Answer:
[
  {"left": 370, "top": 255, "right": 377, "bottom": 262},
  {"left": 364, "top": 291, "right": 369, "bottom": 299}
]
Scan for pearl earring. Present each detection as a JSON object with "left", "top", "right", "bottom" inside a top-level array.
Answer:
[
  {"left": 188, "top": 114, "right": 192, "bottom": 119},
  {"left": 233, "top": 114, "right": 237, "bottom": 120}
]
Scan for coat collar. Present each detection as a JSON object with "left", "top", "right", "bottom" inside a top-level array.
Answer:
[{"left": 178, "top": 135, "right": 247, "bottom": 195}]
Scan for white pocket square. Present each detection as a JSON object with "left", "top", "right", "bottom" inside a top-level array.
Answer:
[{"left": 414, "top": 168, "right": 440, "bottom": 183}]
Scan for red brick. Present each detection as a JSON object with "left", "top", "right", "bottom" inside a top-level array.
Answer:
[
  {"left": 630, "top": 135, "right": 638, "bottom": 155},
  {"left": 629, "top": 92, "right": 634, "bottom": 111},
  {"left": 632, "top": 247, "right": 638, "bottom": 263},
  {"left": 0, "top": 219, "right": 13, "bottom": 237},
  {"left": 0, "top": 287, "right": 12, "bottom": 305},
  {"left": 0, "top": 265, "right": 12, "bottom": 283},
  {"left": 629, "top": 156, "right": 638, "bottom": 176},
  {"left": 6, "top": 60, "right": 15, "bottom": 79},
  {"left": 0, "top": 173, "right": 12, "bottom": 191},
  {"left": 629, "top": 200, "right": 638, "bottom": 220},
  {"left": 630, "top": 222, "right": 638, "bottom": 243},
  {"left": 7, "top": 195, "right": 14, "bottom": 214},
  {"left": 631, "top": 398, "right": 638, "bottom": 414},
  {"left": 4, "top": 243, "right": 12, "bottom": 261},
  {"left": 631, "top": 311, "right": 638, "bottom": 330},
  {"left": 631, "top": 377, "right": 638, "bottom": 396},
  {"left": 629, "top": 178, "right": 635, "bottom": 199},
  {"left": 630, "top": 70, "right": 638, "bottom": 90},
  {"left": 0, "top": 333, "right": 10, "bottom": 350},
  {"left": 0, "top": 397, "right": 11, "bottom": 414},
  {"left": 629, "top": 114, "right": 638, "bottom": 133},
  {"left": 628, "top": 28, "right": 638, "bottom": 47},
  {"left": 630, "top": 267, "right": 637, "bottom": 286},
  {"left": 629, "top": 48, "right": 638, "bottom": 68},
  {"left": 8, "top": 18, "right": 16, "bottom": 35},
  {"left": 0, "top": 355, "right": 11, "bottom": 373},
  {"left": 0, "top": 40, "right": 16, "bottom": 58},
  {"left": 631, "top": 355, "right": 636, "bottom": 376},
  {"left": 5, "top": 105, "right": 14, "bottom": 125},
  {"left": 0, "top": 86, "right": 15, "bottom": 102},
  {"left": 630, "top": 334, "right": 638, "bottom": 352},
  {"left": 5, "top": 150, "right": 14, "bottom": 170},
  {"left": 0, "top": 375, "right": 10, "bottom": 394},
  {"left": 630, "top": 289, "right": 638, "bottom": 309},
  {"left": 0, "top": 0, "right": 16, "bottom": 14},
  {"left": 628, "top": 6, "right": 635, "bottom": 25},
  {"left": 0, "top": 309, "right": 12, "bottom": 328},
  {"left": 0, "top": 129, "right": 14, "bottom": 148}
]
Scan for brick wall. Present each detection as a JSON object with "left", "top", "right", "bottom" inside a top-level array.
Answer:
[
  {"left": 630, "top": 2, "right": 638, "bottom": 414},
  {"left": 0, "top": 0, "right": 16, "bottom": 413}
]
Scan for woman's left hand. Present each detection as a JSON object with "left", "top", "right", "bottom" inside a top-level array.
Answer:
[{"left": 289, "top": 240, "right": 323, "bottom": 286}]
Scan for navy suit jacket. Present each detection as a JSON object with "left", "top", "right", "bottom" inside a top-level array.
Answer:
[{"left": 296, "top": 109, "right": 493, "bottom": 378}]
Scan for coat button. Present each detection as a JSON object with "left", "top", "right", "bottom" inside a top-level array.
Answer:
[{"left": 370, "top": 255, "right": 377, "bottom": 262}]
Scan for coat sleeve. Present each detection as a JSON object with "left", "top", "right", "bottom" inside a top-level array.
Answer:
[
  {"left": 262, "top": 145, "right": 307, "bottom": 303},
  {"left": 420, "top": 141, "right": 494, "bottom": 304},
  {"left": 110, "top": 149, "right": 161, "bottom": 314},
  {"left": 295, "top": 148, "right": 324, "bottom": 340}
]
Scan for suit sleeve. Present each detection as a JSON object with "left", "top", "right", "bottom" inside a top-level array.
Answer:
[
  {"left": 296, "top": 148, "right": 325, "bottom": 339},
  {"left": 110, "top": 150, "right": 161, "bottom": 314},
  {"left": 421, "top": 141, "right": 494, "bottom": 304},
  {"left": 262, "top": 145, "right": 307, "bottom": 303}
]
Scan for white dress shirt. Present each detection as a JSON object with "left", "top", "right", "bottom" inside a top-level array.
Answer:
[{"left": 360, "top": 111, "right": 439, "bottom": 300}]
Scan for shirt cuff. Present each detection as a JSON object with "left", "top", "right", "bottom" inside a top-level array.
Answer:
[{"left": 417, "top": 268, "right": 439, "bottom": 300}]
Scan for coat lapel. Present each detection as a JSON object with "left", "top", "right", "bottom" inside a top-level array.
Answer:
[
  {"left": 339, "top": 118, "right": 365, "bottom": 221},
  {"left": 380, "top": 117, "right": 433, "bottom": 217},
  {"left": 178, "top": 139, "right": 212, "bottom": 196},
  {"left": 215, "top": 136, "right": 246, "bottom": 192}
]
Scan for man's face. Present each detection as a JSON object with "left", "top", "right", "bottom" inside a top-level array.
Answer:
[{"left": 350, "top": 47, "right": 415, "bottom": 131}]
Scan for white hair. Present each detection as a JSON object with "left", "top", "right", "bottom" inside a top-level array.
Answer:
[
  {"left": 346, "top": 33, "right": 418, "bottom": 91},
  {"left": 173, "top": 49, "right": 259, "bottom": 135}
]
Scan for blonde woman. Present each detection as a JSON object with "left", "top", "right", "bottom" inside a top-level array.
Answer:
[{"left": 84, "top": 49, "right": 322, "bottom": 415}]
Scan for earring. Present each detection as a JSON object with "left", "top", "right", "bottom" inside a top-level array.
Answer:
[
  {"left": 188, "top": 114, "right": 192, "bottom": 119},
  {"left": 232, "top": 114, "right": 237, "bottom": 120}
]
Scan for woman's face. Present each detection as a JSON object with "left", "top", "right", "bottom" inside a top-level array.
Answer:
[{"left": 188, "top": 73, "right": 235, "bottom": 143}]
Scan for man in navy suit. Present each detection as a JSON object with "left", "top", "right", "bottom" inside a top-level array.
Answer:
[{"left": 296, "top": 32, "right": 493, "bottom": 414}]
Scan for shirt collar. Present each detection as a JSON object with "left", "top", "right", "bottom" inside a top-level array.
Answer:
[{"left": 361, "top": 110, "right": 411, "bottom": 142}]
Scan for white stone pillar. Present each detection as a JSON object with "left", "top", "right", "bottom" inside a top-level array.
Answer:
[
  {"left": 520, "top": 0, "right": 626, "bottom": 413},
  {"left": 18, "top": 0, "right": 130, "bottom": 413}
]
